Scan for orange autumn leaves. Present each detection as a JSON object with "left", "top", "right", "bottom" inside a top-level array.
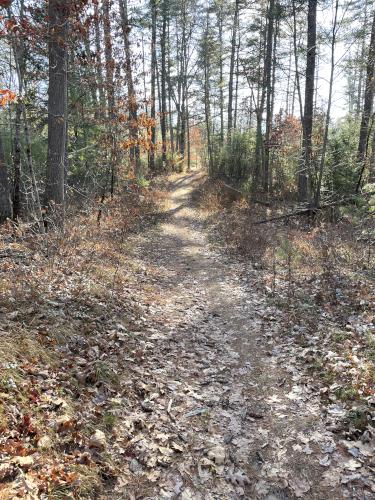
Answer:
[
  {"left": 0, "top": 88, "right": 16, "bottom": 107},
  {"left": 119, "top": 112, "right": 157, "bottom": 152}
]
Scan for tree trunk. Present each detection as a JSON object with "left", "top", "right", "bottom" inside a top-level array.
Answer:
[
  {"left": 356, "top": 9, "right": 375, "bottom": 191},
  {"left": 227, "top": 0, "right": 239, "bottom": 140},
  {"left": 12, "top": 101, "right": 22, "bottom": 220},
  {"left": 218, "top": 6, "right": 224, "bottom": 145},
  {"left": 93, "top": 0, "right": 106, "bottom": 117},
  {"left": 233, "top": 29, "right": 240, "bottom": 131},
  {"left": 263, "top": 0, "right": 275, "bottom": 192},
  {"left": 102, "top": 0, "right": 116, "bottom": 196},
  {"left": 203, "top": 9, "right": 213, "bottom": 172},
  {"left": 0, "top": 132, "right": 12, "bottom": 222},
  {"left": 186, "top": 97, "right": 191, "bottom": 171},
  {"left": 369, "top": 122, "right": 375, "bottom": 182},
  {"left": 149, "top": 0, "right": 157, "bottom": 171},
  {"left": 167, "top": 17, "right": 175, "bottom": 154},
  {"left": 83, "top": 33, "right": 98, "bottom": 113},
  {"left": 285, "top": 44, "right": 292, "bottom": 114},
  {"left": 299, "top": 0, "right": 317, "bottom": 202},
  {"left": 45, "top": 0, "right": 68, "bottom": 214},
  {"left": 160, "top": 0, "right": 168, "bottom": 166},
  {"left": 253, "top": 15, "right": 267, "bottom": 191},
  {"left": 9, "top": 0, "right": 43, "bottom": 226},
  {"left": 119, "top": 0, "right": 141, "bottom": 177},
  {"left": 8, "top": 3, "right": 23, "bottom": 220},
  {"left": 9, "top": 0, "right": 41, "bottom": 223},
  {"left": 178, "top": 0, "right": 188, "bottom": 161},
  {"left": 269, "top": 17, "right": 278, "bottom": 191},
  {"left": 314, "top": 0, "right": 339, "bottom": 207},
  {"left": 292, "top": 0, "right": 304, "bottom": 126}
]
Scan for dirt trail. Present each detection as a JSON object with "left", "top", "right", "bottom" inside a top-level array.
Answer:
[{"left": 113, "top": 172, "right": 368, "bottom": 499}]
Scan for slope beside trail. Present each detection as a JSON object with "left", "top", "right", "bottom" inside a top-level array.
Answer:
[{"left": 108, "top": 171, "right": 372, "bottom": 499}]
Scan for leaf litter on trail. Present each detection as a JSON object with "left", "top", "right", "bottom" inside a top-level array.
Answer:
[{"left": 1, "top": 173, "right": 375, "bottom": 499}]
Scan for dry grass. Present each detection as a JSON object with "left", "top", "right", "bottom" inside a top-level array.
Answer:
[
  {"left": 0, "top": 182, "right": 167, "bottom": 497},
  {"left": 195, "top": 178, "right": 375, "bottom": 412}
]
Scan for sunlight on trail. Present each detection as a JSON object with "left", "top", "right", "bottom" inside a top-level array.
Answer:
[{"left": 106, "top": 173, "right": 373, "bottom": 499}]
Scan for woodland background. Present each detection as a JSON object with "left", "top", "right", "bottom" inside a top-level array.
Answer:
[{"left": 0, "top": 0, "right": 374, "bottom": 220}]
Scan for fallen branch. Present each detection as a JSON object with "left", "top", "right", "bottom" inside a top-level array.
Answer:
[
  {"left": 253, "top": 208, "right": 312, "bottom": 225},
  {"left": 253, "top": 191, "right": 375, "bottom": 225}
]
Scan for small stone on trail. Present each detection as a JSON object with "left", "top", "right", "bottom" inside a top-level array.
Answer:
[
  {"left": 129, "top": 458, "right": 143, "bottom": 474},
  {"left": 227, "top": 470, "right": 251, "bottom": 487},
  {"left": 12, "top": 455, "right": 34, "bottom": 470},
  {"left": 185, "top": 407, "right": 209, "bottom": 417},
  {"left": 55, "top": 415, "right": 73, "bottom": 433},
  {"left": 0, "top": 462, "right": 16, "bottom": 481},
  {"left": 89, "top": 429, "right": 107, "bottom": 450},
  {"left": 37, "top": 435, "right": 52, "bottom": 449},
  {"left": 207, "top": 446, "right": 226, "bottom": 465}
]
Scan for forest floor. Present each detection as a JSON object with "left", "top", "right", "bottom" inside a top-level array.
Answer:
[{"left": 0, "top": 171, "right": 374, "bottom": 499}]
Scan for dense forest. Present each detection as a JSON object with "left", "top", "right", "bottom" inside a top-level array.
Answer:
[
  {"left": 0, "top": 0, "right": 374, "bottom": 498},
  {"left": 0, "top": 0, "right": 374, "bottom": 218}
]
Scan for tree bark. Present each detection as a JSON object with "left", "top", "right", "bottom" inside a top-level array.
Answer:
[
  {"left": 253, "top": 15, "right": 267, "bottom": 191},
  {"left": 12, "top": 100, "right": 22, "bottom": 220},
  {"left": 203, "top": 9, "right": 213, "bottom": 172},
  {"left": 102, "top": 0, "right": 116, "bottom": 195},
  {"left": 263, "top": 0, "right": 275, "bottom": 192},
  {"left": 167, "top": 17, "right": 175, "bottom": 154},
  {"left": 45, "top": 0, "right": 68, "bottom": 213},
  {"left": 178, "top": 0, "right": 188, "bottom": 160},
  {"left": 299, "top": 0, "right": 317, "bottom": 202},
  {"left": 149, "top": 0, "right": 157, "bottom": 171},
  {"left": 9, "top": 1, "right": 43, "bottom": 227},
  {"left": 160, "top": 0, "right": 168, "bottom": 166},
  {"left": 93, "top": 0, "right": 106, "bottom": 117},
  {"left": 233, "top": 28, "right": 240, "bottom": 131},
  {"left": 218, "top": 4, "right": 224, "bottom": 145},
  {"left": 0, "top": 132, "right": 12, "bottom": 222},
  {"left": 314, "top": 0, "right": 339, "bottom": 207},
  {"left": 227, "top": 0, "right": 239, "bottom": 141},
  {"left": 119, "top": 0, "right": 141, "bottom": 177},
  {"left": 356, "top": 9, "right": 375, "bottom": 191}
]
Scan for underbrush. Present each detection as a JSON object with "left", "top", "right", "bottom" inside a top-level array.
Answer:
[
  {"left": 195, "top": 178, "right": 375, "bottom": 434},
  {"left": 0, "top": 182, "right": 167, "bottom": 497}
]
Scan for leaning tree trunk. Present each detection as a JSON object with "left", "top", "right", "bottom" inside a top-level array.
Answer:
[
  {"left": 356, "top": 9, "right": 375, "bottom": 192},
  {"left": 45, "top": 0, "right": 68, "bottom": 216},
  {"left": 0, "top": 132, "right": 12, "bottom": 222}
]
